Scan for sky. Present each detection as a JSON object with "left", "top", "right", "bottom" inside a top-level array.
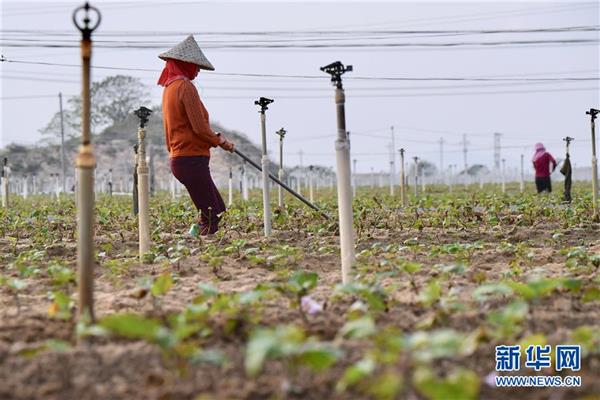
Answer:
[{"left": 1, "top": 0, "right": 599, "bottom": 175}]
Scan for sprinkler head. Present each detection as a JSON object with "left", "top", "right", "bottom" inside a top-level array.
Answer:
[
  {"left": 587, "top": 108, "right": 599, "bottom": 121},
  {"left": 255, "top": 97, "right": 274, "bottom": 113},
  {"left": 320, "top": 61, "right": 352, "bottom": 89},
  {"left": 134, "top": 106, "right": 152, "bottom": 128}
]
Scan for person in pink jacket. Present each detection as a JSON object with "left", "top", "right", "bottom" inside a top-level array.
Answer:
[{"left": 532, "top": 142, "right": 557, "bottom": 193}]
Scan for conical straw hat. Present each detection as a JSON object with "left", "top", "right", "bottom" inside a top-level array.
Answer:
[{"left": 158, "top": 35, "right": 215, "bottom": 71}]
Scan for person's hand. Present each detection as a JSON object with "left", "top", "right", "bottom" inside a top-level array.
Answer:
[{"left": 218, "top": 135, "right": 235, "bottom": 152}]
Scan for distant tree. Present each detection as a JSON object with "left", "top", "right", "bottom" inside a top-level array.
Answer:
[
  {"left": 39, "top": 75, "right": 150, "bottom": 140},
  {"left": 464, "top": 164, "right": 489, "bottom": 176},
  {"left": 38, "top": 109, "right": 80, "bottom": 142},
  {"left": 93, "top": 75, "right": 150, "bottom": 127},
  {"left": 410, "top": 160, "right": 437, "bottom": 177}
]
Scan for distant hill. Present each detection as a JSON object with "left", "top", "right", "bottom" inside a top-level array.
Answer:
[{"left": 0, "top": 109, "right": 271, "bottom": 189}]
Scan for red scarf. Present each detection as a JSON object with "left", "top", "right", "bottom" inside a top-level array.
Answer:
[{"left": 157, "top": 59, "right": 199, "bottom": 87}]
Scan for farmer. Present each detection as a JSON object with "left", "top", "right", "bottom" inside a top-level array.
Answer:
[
  {"left": 158, "top": 35, "right": 234, "bottom": 236},
  {"left": 532, "top": 142, "right": 557, "bottom": 193}
]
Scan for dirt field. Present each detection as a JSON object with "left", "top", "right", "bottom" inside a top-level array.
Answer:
[{"left": 1, "top": 188, "right": 599, "bottom": 400}]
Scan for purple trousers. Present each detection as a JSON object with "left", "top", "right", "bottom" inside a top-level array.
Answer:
[{"left": 170, "top": 156, "right": 226, "bottom": 226}]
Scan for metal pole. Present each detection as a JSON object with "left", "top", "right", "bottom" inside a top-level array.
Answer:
[
  {"left": 255, "top": 97, "right": 274, "bottom": 237},
  {"left": 73, "top": 2, "right": 101, "bottom": 322},
  {"left": 134, "top": 107, "right": 152, "bottom": 260},
  {"left": 1, "top": 158, "right": 8, "bottom": 208},
  {"left": 399, "top": 149, "right": 407, "bottom": 206},
  {"left": 321, "top": 61, "right": 355, "bottom": 284},
  {"left": 59, "top": 92, "right": 67, "bottom": 193},
  {"left": 276, "top": 128, "right": 286, "bottom": 207},
  {"left": 587, "top": 108, "right": 599, "bottom": 217},
  {"left": 520, "top": 154, "right": 525, "bottom": 193}
]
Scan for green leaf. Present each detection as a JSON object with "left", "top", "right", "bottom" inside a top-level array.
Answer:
[
  {"left": 339, "top": 316, "right": 377, "bottom": 339},
  {"left": 472, "top": 282, "right": 513, "bottom": 302},
  {"left": 245, "top": 328, "right": 280, "bottom": 377},
  {"left": 287, "top": 270, "right": 318, "bottom": 294},
  {"left": 367, "top": 371, "right": 404, "bottom": 400},
  {"left": 99, "top": 313, "right": 162, "bottom": 341},
  {"left": 336, "top": 357, "right": 376, "bottom": 392},
  {"left": 582, "top": 287, "right": 600, "bottom": 303},
  {"left": 197, "top": 282, "right": 219, "bottom": 297},
  {"left": 151, "top": 273, "right": 173, "bottom": 297},
  {"left": 419, "top": 279, "right": 441, "bottom": 306},
  {"left": 413, "top": 366, "right": 480, "bottom": 400},
  {"left": 297, "top": 345, "right": 340, "bottom": 371}
]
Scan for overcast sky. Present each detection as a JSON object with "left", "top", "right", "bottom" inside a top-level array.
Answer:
[{"left": 1, "top": 0, "right": 599, "bottom": 174}]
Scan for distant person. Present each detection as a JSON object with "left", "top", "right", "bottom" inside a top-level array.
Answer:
[
  {"left": 532, "top": 142, "right": 557, "bottom": 193},
  {"left": 158, "top": 35, "right": 235, "bottom": 236}
]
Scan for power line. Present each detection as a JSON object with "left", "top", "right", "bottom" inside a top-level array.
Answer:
[
  {"left": 2, "top": 58, "right": 598, "bottom": 83},
  {"left": 2, "top": 38, "right": 598, "bottom": 49}
]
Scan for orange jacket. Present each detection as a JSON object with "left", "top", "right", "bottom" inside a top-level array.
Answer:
[{"left": 162, "top": 79, "right": 221, "bottom": 158}]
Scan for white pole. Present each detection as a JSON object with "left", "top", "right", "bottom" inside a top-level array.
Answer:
[
  {"left": 1, "top": 158, "right": 9, "bottom": 208},
  {"left": 59, "top": 92, "right": 67, "bottom": 193},
  {"left": 22, "top": 176, "right": 28, "bottom": 199},
  {"left": 587, "top": 109, "right": 599, "bottom": 217},
  {"left": 276, "top": 128, "right": 286, "bottom": 207},
  {"left": 501, "top": 159, "right": 507, "bottom": 194},
  {"left": 390, "top": 126, "right": 395, "bottom": 196},
  {"left": 309, "top": 165, "right": 314, "bottom": 202},
  {"left": 256, "top": 98, "right": 273, "bottom": 237},
  {"left": 242, "top": 162, "right": 249, "bottom": 200},
  {"left": 399, "top": 149, "right": 407, "bottom": 206},
  {"left": 134, "top": 107, "right": 152, "bottom": 260},
  {"left": 352, "top": 159, "right": 357, "bottom": 198},
  {"left": 520, "top": 154, "right": 525, "bottom": 193},
  {"left": 321, "top": 61, "right": 355, "bottom": 284},
  {"left": 413, "top": 156, "right": 419, "bottom": 197}
]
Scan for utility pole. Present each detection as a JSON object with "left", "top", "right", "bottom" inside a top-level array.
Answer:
[
  {"left": 494, "top": 132, "right": 502, "bottom": 172},
  {"left": 462, "top": 133, "right": 469, "bottom": 172},
  {"left": 389, "top": 126, "right": 395, "bottom": 196},
  {"left": 587, "top": 108, "right": 599, "bottom": 217},
  {"left": 73, "top": 1, "right": 101, "bottom": 322},
  {"left": 255, "top": 97, "right": 274, "bottom": 237},
  {"left": 134, "top": 106, "right": 152, "bottom": 260},
  {"left": 276, "top": 127, "right": 286, "bottom": 207},
  {"left": 321, "top": 60, "right": 355, "bottom": 284},
  {"left": 58, "top": 92, "right": 67, "bottom": 193},
  {"left": 399, "top": 149, "right": 407, "bottom": 206}
]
